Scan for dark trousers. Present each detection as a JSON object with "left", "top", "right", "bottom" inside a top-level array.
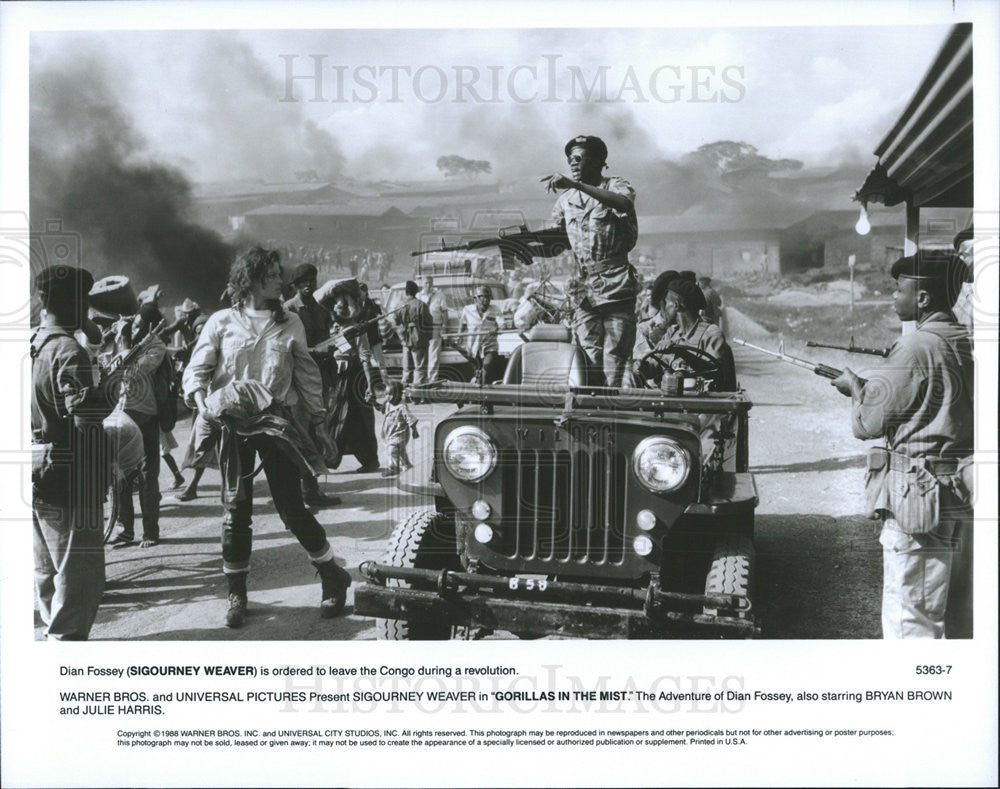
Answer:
[
  {"left": 117, "top": 412, "right": 160, "bottom": 540},
  {"left": 222, "top": 434, "right": 329, "bottom": 574}
]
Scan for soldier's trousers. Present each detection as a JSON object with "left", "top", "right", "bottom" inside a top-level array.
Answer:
[
  {"left": 116, "top": 412, "right": 160, "bottom": 541},
  {"left": 426, "top": 330, "right": 442, "bottom": 382},
  {"left": 221, "top": 435, "right": 335, "bottom": 575},
  {"left": 33, "top": 501, "right": 105, "bottom": 640},
  {"left": 402, "top": 346, "right": 427, "bottom": 385},
  {"left": 575, "top": 304, "right": 637, "bottom": 387},
  {"left": 879, "top": 512, "right": 973, "bottom": 639}
]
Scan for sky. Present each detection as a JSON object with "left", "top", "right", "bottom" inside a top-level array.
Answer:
[{"left": 29, "top": 25, "right": 952, "bottom": 184}]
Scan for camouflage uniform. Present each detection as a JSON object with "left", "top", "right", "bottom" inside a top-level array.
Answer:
[{"left": 551, "top": 176, "right": 639, "bottom": 386}]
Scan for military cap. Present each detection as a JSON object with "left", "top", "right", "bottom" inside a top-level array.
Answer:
[
  {"left": 667, "top": 278, "right": 708, "bottom": 314},
  {"left": 650, "top": 270, "right": 680, "bottom": 308},
  {"left": 890, "top": 250, "right": 969, "bottom": 285},
  {"left": 35, "top": 264, "right": 95, "bottom": 306},
  {"left": 178, "top": 297, "right": 200, "bottom": 314},
  {"left": 291, "top": 262, "right": 318, "bottom": 284},
  {"left": 564, "top": 135, "right": 608, "bottom": 162}
]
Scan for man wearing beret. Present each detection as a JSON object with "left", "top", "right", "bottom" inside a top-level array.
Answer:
[
  {"left": 649, "top": 277, "right": 736, "bottom": 391},
  {"left": 831, "top": 250, "right": 974, "bottom": 638},
  {"left": 284, "top": 262, "right": 340, "bottom": 507},
  {"left": 544, "top": 134, "right": 639, "bottom": 386},
  {"left": 31, "top": 265, "right": 110, "bottom": 639}
]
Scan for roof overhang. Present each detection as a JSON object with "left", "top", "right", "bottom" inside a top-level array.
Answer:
[{"left": 854, "top": 23, "right": 972, "bottom": 210}]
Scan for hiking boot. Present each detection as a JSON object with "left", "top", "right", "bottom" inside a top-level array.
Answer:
[
  {"left": 356, "top": 462, "right": 380, "bottom": 474},
  {"left": 380, "top": 466, "right": 401, "bottom": 478},
  {"left": 171, "top": 474, "right": 186, "bottom": 490},
  {"left": 315, "top": 560, "right": 351, "bottom": 619},
  {"left": 224, "top": 573, "right": 248, "bottom": 628},
  {"left": 176, "top": 485, "right": 198, "bottom": 501},
  {"left": 225, "top": 594, "right": 247, "bottom": 628}
]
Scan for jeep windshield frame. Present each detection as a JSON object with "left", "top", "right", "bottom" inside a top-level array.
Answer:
[{"left": 408, "top": 381, "right": 751, "bottom": 415}]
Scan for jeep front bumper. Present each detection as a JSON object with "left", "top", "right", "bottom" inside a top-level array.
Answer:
[{"left": 355, "top": 563, "right": 759, "bottom": 638}]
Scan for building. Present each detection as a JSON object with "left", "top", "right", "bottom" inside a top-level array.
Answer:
[
  {"left": 853, "top": 23, "right": 972, "bottom": 253},
  {"left": 241, "top": 202, "right": 421, "bottom": 256},
  {"left": 636, "top": 211, "right": 795, "bottom": 276}
]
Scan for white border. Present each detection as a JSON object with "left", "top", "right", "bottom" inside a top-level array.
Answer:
[{"left": 2, "top": 2, "right": 997, "bottom": 787}]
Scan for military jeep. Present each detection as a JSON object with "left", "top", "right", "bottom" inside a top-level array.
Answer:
[{"left": 354, "top": 324, "right": 759, "bottom": 638}]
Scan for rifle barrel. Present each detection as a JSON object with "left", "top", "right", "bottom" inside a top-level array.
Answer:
[{"left": 733, "top": 337, "right": 843, "bottom": 379}]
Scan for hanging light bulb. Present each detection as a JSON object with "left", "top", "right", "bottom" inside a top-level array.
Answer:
[{"left": 855, "top": 203, "right": 871, "bottom": 235}]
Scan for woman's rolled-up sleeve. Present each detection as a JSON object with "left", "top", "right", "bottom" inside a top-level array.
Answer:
[
  {"left": 182, "top": 312, "right": 223, "bottom": 403},
  {"left": 289, "top": 319, "right": 325, "bottom": 416}
]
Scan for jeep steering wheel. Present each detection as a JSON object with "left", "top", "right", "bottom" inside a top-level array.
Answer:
[{"left": 641, "top": 344, "right": 723, "bottom": 383}]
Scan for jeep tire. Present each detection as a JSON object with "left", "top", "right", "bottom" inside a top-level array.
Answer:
[{"left": 375, "top": 508, "right": 460, "bottom": 640}]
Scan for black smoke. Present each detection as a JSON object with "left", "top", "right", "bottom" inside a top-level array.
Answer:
[{"left": 30, "top": 53, "right": 233, "bottom": 307}]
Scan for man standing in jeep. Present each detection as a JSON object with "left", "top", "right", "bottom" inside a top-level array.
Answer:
[{"left": 543, "top": 134, "right": 639, "bottom": 386}]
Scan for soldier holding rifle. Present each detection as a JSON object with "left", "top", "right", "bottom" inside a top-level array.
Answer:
[
  {"left": 31, "top": 265, "right": 110, "bottom": 640},
  {"left": 830, "top": 252, "right": 973, "bottom": 639},
  {"left": 543, "top": 134, "right": 639, "bottom": 387}
]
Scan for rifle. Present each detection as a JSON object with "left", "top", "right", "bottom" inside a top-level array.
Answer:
[
  {"left": 312, "top": 302, "right": 407, "bottom": 354},
  {"left": 411, "top": 225, "right": 570, "bottom": 268},
  {"left": 733, "top": 338, "right": 844, "bottom": 380},
  {"left": 106, "top": 320, "right": 166, "bottom": 372},
  {"left": 806, "top": 337, "right": 889, "bottom": 358}
]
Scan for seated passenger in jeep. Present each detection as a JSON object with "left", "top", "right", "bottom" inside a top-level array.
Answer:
[{"left": 643, "top": 278, "right": 737, "bottom": 391}]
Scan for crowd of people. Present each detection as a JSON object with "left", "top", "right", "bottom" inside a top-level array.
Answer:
[
  {"left": 31, "top": 133, "right": 974, "bottom": 642},
  {"left": 266, "top": 241, "right": 395, "bottom": 286}
]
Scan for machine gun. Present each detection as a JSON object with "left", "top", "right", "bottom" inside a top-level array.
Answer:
[
  {"left": 105, "top": 320, "right": 166, "bottom": 373},
  {"left": 806, "top": 337, "right": 889, "bottom": 358},
  {"left": 411, "top": 224, "right": 570, "bottom": 269},
  {"left": 312, "top": 303, "right": 408, "bottom": 355},
  {"left": 733, "top": 338, "right": 849, "bottom": 381}
]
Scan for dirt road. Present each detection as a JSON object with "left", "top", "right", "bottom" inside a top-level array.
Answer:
[{"left": 39, "top": 344, "right": 883, "bottom": 641}]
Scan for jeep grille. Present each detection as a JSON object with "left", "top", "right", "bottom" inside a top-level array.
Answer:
[{"left": 499, "top": 423, "right": 628, "bottom": 565}]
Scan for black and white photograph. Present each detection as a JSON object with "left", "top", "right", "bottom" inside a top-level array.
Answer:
[{"left": 2, "top": 1, "right": 997, "bottom": 786}]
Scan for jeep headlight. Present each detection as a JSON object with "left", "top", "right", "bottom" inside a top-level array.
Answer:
[
  {"left": 442, "top": 426, "right": 497, "bottom": 482},
  {"left": 632, "top": 437, "right": 690, "bottom": 492}
]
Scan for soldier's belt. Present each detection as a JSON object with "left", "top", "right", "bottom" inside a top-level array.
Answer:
[{"left": 872, "top": 447, "right": 960, "bottom": 476}]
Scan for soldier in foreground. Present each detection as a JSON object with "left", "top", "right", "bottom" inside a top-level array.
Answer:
[
  {"left": 831, "top": 251, "right": 973, "bottom": 639},
  {"left": 31, "top": 265, "right": 109, "bottom": 639},
  {"left": 543, "top": 134, "right": 639, "bottom": 386}
]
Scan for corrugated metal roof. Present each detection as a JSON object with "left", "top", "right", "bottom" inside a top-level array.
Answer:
[{"left": 869, "top": 23, "right": 972, "bottom": 208}]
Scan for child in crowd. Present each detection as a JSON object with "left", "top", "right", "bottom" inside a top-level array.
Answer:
[{"left": 376, "top": 380, "right": 419, "bottom": 477}]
